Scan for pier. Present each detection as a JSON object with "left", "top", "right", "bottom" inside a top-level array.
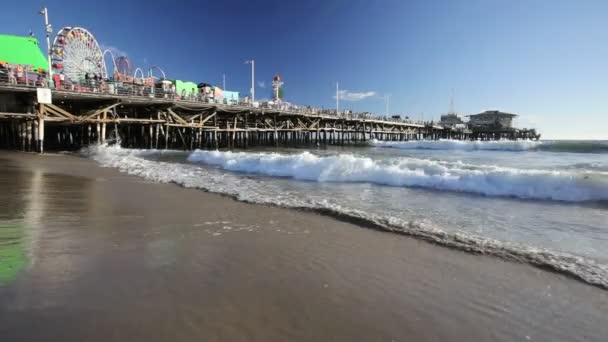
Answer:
[
  {"left": 0, "top": 81, "right": 475, "bottom": 152},
  {"left": 0, "top": 26, "right": 540, "bottom": 153}
]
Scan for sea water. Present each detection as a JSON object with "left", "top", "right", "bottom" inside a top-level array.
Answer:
[{"left": 85, "top": 140, "right": 608, "bottom": 288}]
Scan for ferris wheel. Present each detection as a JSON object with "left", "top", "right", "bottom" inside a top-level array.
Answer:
[{"left": 51, "top": 27, "right": 107, "bottom": 83}]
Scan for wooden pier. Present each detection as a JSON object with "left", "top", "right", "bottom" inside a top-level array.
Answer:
[{"left": 0, "top": 83, "right": 537, "bottom": 153}]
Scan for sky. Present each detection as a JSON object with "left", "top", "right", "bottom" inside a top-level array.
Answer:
[{"left": 1, "top": 0, "right": 607, "bottom": 139}]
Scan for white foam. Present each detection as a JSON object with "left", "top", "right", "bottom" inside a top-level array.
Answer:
[
  {"left": 83, "top": 144, "right": 608, "bottom": 289},
  {"left": 369, "top": 139, "right": 543, "bottom": 151},
  {"left": 187, "top": 150, "right": 608, "bottom": 202}
]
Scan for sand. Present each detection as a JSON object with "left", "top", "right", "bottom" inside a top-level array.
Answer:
[{"left": 0, "top": 151, "right": 607, "bottom": 342}]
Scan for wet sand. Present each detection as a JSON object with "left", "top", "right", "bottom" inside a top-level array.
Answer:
[{"left": 0, "top": 151, "right": 607, "bottom": 342}]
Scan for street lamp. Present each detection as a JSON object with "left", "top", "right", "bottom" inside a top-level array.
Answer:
[
  {"left": 382, "top": 94, "right": 391, "bottom": 117},
  {"left": 38, "top": 7, "right": 53, "bottom": 87},
  {"left": 244, "top": 60, "right": 255, "bottom": 104},
  {"left": 336, "top": 81, "right": 339, "bottom": 115}
]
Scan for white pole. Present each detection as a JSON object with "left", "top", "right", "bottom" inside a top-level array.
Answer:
[
  {"left": 385, "top": 94, "right": 390, "bottom": 116},
  {"left": 251, "top": 60, "right": 255, "bottom": 104},
  {"left": 336, "top": 81, "right": 339, "bottom": 114},
  {"left": 223, "top": 74, "right": 226, "bottom": 90},
  {"left": 40, "top": 8, "right": 53, "bottom": 86}
]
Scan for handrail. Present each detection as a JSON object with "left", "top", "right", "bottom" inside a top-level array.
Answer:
[{"left": 0, "top": 71, "right": 441, "bottom": 128}]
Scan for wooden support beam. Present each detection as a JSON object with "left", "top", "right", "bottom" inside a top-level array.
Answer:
[
  {"left": 200, "top": 112, "right": 217, "bottom": 125},
  {"left": 44, "top": 103, "right": 78, "bottom": 120},
  {"left": 83, "top": 103, "right": 121, "bottom": 120},
  {"left": 167, "top": 108, "right": 190, "bottom": 125},
  {"left": 42, "top": 105, "right": 71, "bottom": 119},
  {"left": 308, "top": 119, "right": 320, "bottom": 129}
]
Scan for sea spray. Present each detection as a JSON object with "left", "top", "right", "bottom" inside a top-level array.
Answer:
[{"left": 84, "top": 144, "right": 608, "bottom": 289}]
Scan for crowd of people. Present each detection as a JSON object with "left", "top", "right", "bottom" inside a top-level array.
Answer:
[{"left": 0, "top": 62, "right": 47, "bottom": 86}]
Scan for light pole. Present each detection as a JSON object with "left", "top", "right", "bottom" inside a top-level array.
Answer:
[
  {"left": 39, "top": 7, "right": 53, "bottom": 87},
  {"left": 245, "top": 60, "right": 255, "bottom": 104},
  {"left": 336, "top": 81, "right": 339, "bottom": 114},
  {"left": 384, "top": 94, "right": 391, "bottom": 117}
]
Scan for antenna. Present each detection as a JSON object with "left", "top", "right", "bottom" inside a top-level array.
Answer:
[{"left": 223, "top": 74, "right": 226, "bottom": 89}]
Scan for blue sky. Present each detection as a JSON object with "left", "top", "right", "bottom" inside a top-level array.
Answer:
[{"left": 2, "top": 0, "right": 607, "bottom": 139}]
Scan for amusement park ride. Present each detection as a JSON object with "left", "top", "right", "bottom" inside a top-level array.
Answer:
[
  {"left": 51, "top": 27, "right": 108, "bottom": 81},
  {"left": 43, "top": 9, "right": 264, "bottom": 102},
  {"left": 49, "top": 25, "right": 157, "bottom": 86},
  {"left": 115, "top": 56, "right": 132, "bottom": 76}
]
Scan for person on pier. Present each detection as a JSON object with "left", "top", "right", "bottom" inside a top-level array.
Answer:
[
  {"left": 37, "top": 72, "right": 46, "bottom": 87},
  {"left": 8, "top": 67, "right": 16, "bottom": 84}
]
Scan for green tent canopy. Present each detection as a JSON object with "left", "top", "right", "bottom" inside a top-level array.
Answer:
[{"left": 0, "top": 34, "right": 48, "bottom": 71}]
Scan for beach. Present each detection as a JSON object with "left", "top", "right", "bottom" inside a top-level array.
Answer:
[{"left": 1, "top": 150, "right": 607, "bottom": 342}]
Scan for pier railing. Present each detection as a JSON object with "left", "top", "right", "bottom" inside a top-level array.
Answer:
[{"left": 0, "top": 71, "right": 435, "bottom": 127}]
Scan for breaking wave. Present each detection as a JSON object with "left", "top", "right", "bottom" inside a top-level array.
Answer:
[
  {"left": 84, "top": 144, "right": 608, "bottom": 289},
  {"left": 370, "top": 139, "right": 542, "bottom": 151},
  {"left": 186, "top": 150, "right": 608, "bottom": 202},
  {"left": 370, "top": 139, "right": 608, "bottom": 153}
]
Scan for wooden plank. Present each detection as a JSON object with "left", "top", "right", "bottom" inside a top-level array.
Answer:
[
  {"left": 0, "top": 112, "right": 37, "bottom": 118},
  {"left": 117, "top": 118, "right": 166, "bottom": 123}
]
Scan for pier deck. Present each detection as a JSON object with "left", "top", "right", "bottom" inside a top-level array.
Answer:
[{"left": 0, "top": 81, "right": 534, "bottom": 152}]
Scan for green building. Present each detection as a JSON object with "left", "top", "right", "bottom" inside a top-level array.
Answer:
[{"left": 172, "top": 80, "right": 198, "bottom": 97}]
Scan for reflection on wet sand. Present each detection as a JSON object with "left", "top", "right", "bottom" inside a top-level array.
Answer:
[{"left": 1, "top": 152, "right": 607, "bottom": 342}]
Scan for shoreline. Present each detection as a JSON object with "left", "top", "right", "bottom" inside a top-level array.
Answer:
[
  {"left": 5, "top": 150, "right": 608, "bottom": 288},
  {"left": 92, "top": 145, "right": 608, "bottom": 289},
  {"left": 1, "top": 150, "right": 608, "bottom": 341}
]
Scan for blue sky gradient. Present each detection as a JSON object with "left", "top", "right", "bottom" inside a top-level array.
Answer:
[{"left": 2, "top": 0, "right": 607, "bottom": 139}]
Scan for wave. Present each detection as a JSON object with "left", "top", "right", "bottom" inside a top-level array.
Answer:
[
  {"left": 369, "top": 139, "right": 543, "bottom": 151},
  {"left": 370, "top": 139, "right": 608, "bottom": 153},
  {"left": 84, "top": 144, "right": 608, "bottom": 289},
  {"left": 540, "top": 140, "right": 608, "bottom": 154},
  {"left": 186, "top": 150, "right": 608, "bottom": 202}
]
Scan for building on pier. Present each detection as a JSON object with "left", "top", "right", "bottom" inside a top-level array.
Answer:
[
  {"left": 464, "top": 110, "right": 540, "bottom": 140},
  {"left": 439, "top": 113, "right": 464, "bottom": 128},
  {"left": 466, "top": 110, "right": 517, "bottom": 130}
]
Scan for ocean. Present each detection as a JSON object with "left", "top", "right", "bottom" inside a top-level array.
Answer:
[{"left": 85, "top": 139, "right": 608, "bottom": 288}]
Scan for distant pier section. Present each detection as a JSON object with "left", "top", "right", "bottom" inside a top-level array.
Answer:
[{"left": 439, "top": 110, "right": 540, "bottom": 141}]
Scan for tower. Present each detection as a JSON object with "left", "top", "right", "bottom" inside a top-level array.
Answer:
[{"left": 272, "top": 74, "right": 283, "bottom": 102}]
